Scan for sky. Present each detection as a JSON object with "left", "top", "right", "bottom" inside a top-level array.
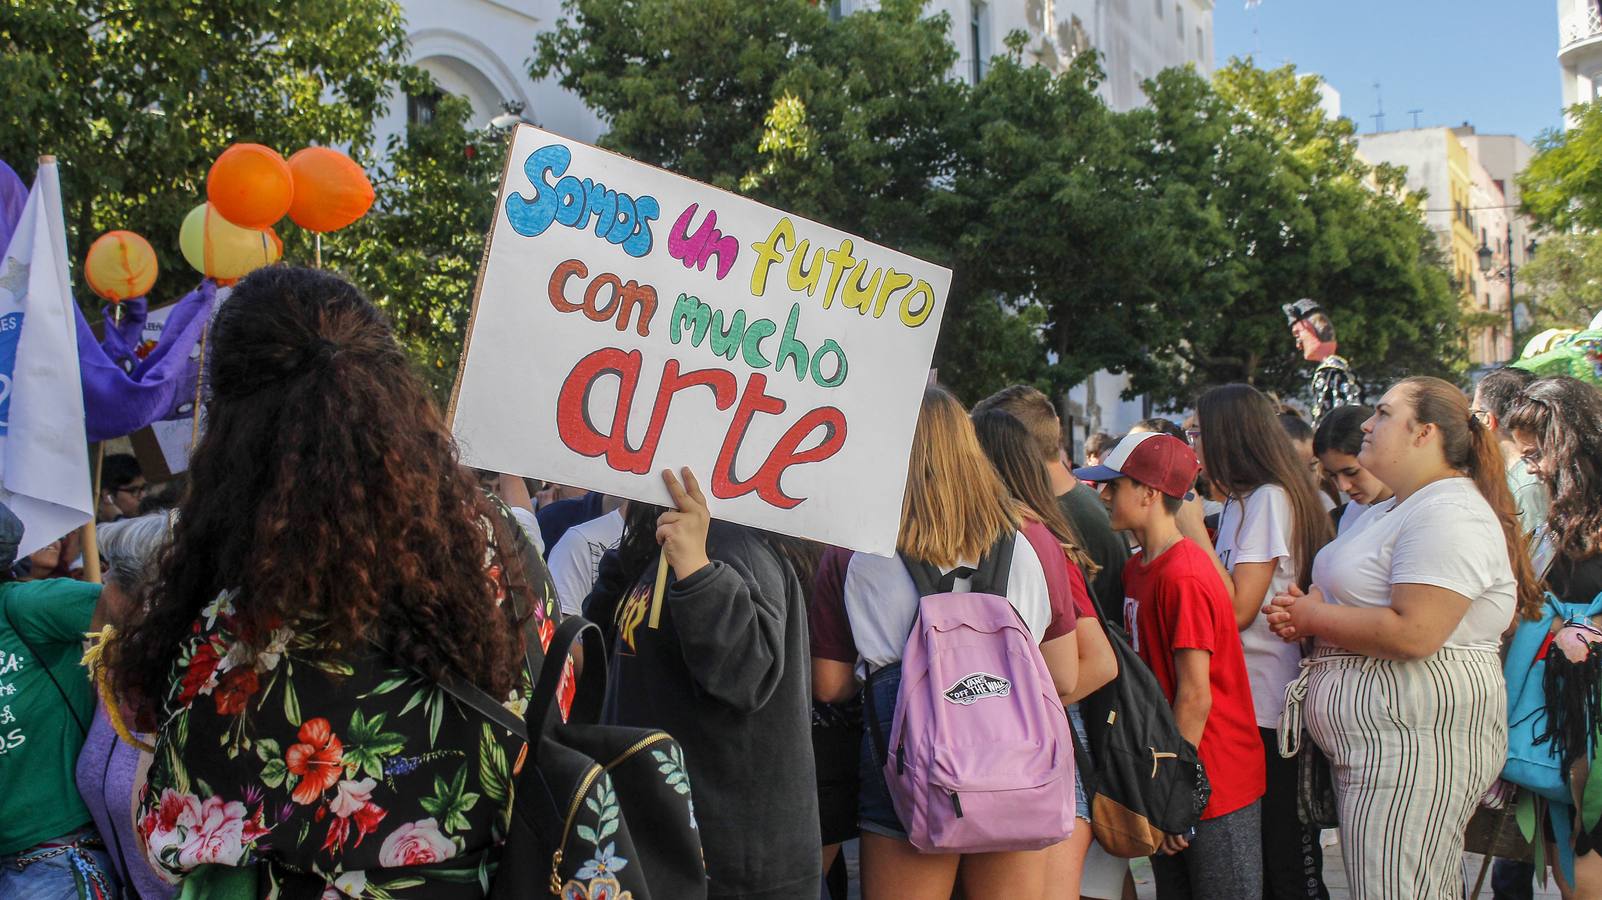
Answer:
[{"left": 1213, "top": 0, "right": 1565, "bottom": 145}]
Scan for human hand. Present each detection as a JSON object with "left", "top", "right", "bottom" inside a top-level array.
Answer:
[
  {"left": 1158, "top": 831, "right": 1191, "bottom": 855},
  {"left": 1174, "top": 494, "right": 1207, "bottom": 539},
  {"left": 1264, "top": 584, "right": 1323, "bottom": 642},
  {"left": 657, "top": 468, "right": 711, "bottom": 579}
]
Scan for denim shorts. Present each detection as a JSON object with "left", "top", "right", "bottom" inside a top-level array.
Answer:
[
  {"left": 1069, "top": 703, "right": 1091, "bottom": 822},
  {"left": 857, "top": 663, "right": 907, "bottom": 839}
]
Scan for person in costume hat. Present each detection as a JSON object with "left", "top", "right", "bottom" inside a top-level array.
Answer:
[{"left": 1283, "top": 298, "right": 1361, "bottom": 425}]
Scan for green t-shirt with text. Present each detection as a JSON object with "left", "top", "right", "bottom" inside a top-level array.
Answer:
[{"left": 0, "top": 578, "right": 100, "bottom": 854}]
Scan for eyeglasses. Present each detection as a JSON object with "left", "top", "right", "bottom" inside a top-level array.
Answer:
[
  {"left": 1184, "top": 428, "right": 1202, "bottom": 445},
  {"left": 115, "top": 483, "right": 148, "bottom": 498},
  {"left": 1520, "top": 447, "right": 1543, "bottom": 468}
]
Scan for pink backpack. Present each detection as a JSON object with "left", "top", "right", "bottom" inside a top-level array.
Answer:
[{"left": 875, "top": 536, "right": 1075, "bottom": 853}]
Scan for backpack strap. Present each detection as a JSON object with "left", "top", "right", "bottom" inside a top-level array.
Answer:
[
  {"left": 898, "top": 532, "right": 1017, "bottom": 599},
  {"left": 969, "top": 532, "right": 1016, "bottom": 597}
]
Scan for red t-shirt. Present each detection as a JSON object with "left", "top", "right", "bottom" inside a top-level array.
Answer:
[
  {"left": 1122, "top": 537, "right": 1265, "bottom": 820},
  {"left": 1019, "top": 521, "right": 1097, "bottom": 620}
]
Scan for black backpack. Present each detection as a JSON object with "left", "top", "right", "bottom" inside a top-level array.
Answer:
[
  {"left": 445, "top": 616, "right": 708, "bottom": 899},
  {"left": 1074, "top": 621, "right": 1210, "bottom": 857}
]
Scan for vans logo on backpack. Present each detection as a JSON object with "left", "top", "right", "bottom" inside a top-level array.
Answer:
[{"left": 943, "top": 672, "right": 1011, "bottom": 705}]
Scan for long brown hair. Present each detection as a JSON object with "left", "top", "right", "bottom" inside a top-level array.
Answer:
[
  {"left": 108, "top": 266, "right": 524, "bottom": 724},
  {"left": 900, "top": 386, "right": 1018, "bottom": 568},
  {"left": 1504, "top": 376, "right": 1602, "bottom": 567},
  {"left": 970, "top": 408, "right": 1097, "bottom": 573},
  {"left": 1400, "top": 376, "right": 1543, "bottom": 620},
  {"left": 1197, "top": 383, "right": 1332, "bottom": 589}
]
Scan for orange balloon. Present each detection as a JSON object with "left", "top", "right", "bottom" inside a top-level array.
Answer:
[
  {"left": 207, "top": 143, "right": 294, "bottom": 229},
  {"left": 84, "top": 231, "right": 159, "bottom": 301},
  {"left": 287, "top": 147, "right": 374, "bottom": 233}
]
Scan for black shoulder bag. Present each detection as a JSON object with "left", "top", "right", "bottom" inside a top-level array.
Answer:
[{"left": 439, "top": 616, "right": 707, "bottom": 899}]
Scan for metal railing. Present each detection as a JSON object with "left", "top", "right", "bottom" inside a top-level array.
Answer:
[{"left": 1562, "top": 5, "right": 1602, "bottom": 50}]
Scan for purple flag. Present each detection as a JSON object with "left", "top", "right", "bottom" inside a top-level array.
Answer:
[
  {"left": 76, "top": 280, "right": 216, "bottom": 442},
  {"left": 0, "top": 160, "right": 25, "bottom": 256}
]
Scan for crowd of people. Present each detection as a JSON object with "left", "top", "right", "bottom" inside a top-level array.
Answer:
[{"left": 2, "top": 264, "right": 1600, "bottom": 900}]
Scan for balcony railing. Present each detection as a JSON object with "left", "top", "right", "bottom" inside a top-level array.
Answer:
[{"left": 1562, "top": 6, "right": 1602, "bottom": 50}]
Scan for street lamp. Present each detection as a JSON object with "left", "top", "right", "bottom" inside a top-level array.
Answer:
[{"left": 1478, "top": 224, "right": 1536, "bottom": 363}]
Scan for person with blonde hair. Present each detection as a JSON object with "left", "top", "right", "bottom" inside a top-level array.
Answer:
[
  {"left": 1266, "top": 376, "right": 1541, "bottom": 900},
  {"left": 810, "top": 386, "right": 1080, "bottom": 900}
]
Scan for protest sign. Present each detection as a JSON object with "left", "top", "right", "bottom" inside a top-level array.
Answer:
[{"left": 451, "top": 125, "right": 950, "bottom": 555}]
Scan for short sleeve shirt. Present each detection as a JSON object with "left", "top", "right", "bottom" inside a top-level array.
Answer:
[
  {"left": 1311, "top": 477, "right": 1516, "bottom": 651},
  {"left": 1216, "top": 485, "right": 1303, "bottom": 729},
  {"left": 810, "top": 524, "right": 1075, "bottom": 671},
  {"left": 0, "top": 578, "right": 101, "bottom": 854},
  {"left": 1121, "top": 539, "right": 1264, "bottom": 820},
  {"left": 547, "top": 509, "right": 625, "bottom": 615}
]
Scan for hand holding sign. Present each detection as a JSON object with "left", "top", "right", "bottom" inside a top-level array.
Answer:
[{"left": 657, "top": 467, "right": 711, "bottom": 579}]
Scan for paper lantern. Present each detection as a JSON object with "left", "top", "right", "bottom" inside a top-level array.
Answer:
[
  {"left": 179, "top": 203, "right": 282, "bottom": 282},
  {"left": 84, "top": 231, "right": 158, "bottom": 301},
  {"left": 287, "top": 147, "right": 374, "bottom": 233},
  {"left": 207, "top": 143, "right": 294, "bottom": 229}
]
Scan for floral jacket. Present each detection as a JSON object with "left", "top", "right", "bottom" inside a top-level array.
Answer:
[{"left": 139, "top": 512, "right": 560, "bottom": 899}]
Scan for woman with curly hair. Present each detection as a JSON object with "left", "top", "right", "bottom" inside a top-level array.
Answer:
[
  {"left": 106, "top": 266, "right": 559, "bottom": 898},
  {"left": 1504, "top": 375, "right": 1602, "bottom": 899}
]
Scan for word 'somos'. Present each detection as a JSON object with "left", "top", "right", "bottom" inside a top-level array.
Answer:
[{"left": 505, "top": 144, "right": 659, "bottom": 258}]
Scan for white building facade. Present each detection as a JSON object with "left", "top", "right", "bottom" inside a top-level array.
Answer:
[{"left": 1560, "top": 0, "right": 1602, "bottom": 122}]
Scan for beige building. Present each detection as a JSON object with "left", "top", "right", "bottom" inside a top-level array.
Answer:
[{"left": 1357, "top": 127, "right": 1534, "bottom": 367}]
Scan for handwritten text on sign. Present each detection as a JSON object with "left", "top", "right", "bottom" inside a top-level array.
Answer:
[{"left": 451, "top": 126, "right": 950, "bottom": 555}]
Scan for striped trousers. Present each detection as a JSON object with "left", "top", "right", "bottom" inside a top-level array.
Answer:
[{"left": 1290, "top": 646, "right": 1505, "bottom": 900}]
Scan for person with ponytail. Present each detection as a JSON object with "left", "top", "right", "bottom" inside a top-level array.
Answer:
[
  {"left": 1266, "top": 376, "right": 1540, "bottom": 900},
  {"left": 1192, "top": 384, "right": 1334, "bottom": 900},
  {"left": 105, "top": 267, "right": 557, "bottom": 898},
  {"left": 1503, "top": 375, "right": 1602, "bottom": 899},
  {"left": 1312, "top": 405, "right": 1393, "bottom": 535},
  {"left": 809, "top": 386, "right": 1080, "bottom": 900},
  {"left": 972, "top": 408, "right": 1116, "bottom": 900}
]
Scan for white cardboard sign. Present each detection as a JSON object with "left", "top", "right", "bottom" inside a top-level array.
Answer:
[{"left": 450, "top": 125, "right": 950, "bottom": 556}]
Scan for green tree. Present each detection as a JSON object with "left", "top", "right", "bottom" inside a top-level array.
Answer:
[
  {"left": 0, "top": 0, "right": 409, "bottom": 300},
  {"left": 533, "top": 0, "right": 1053, "bottom": 401},
  {"left": 1521, "top": 101, "right": 1602, "bottom": 232},
  {"left": 1519, "top": 232, "right": 1602, "bottom": 333},
  {"left": 316, "top": 83, "right": 510, "bottom": 398}
]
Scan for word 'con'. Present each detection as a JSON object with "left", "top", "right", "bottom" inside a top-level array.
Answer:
[
  {"left": 750, "top": 218, "right": 937, "bottom": 328},
  {"left": 669, "top": 294, "right": 846, "bottom": 388},
  {"left": 548, "top": 259, "right": 656, "bottom": 337},
  {"left": 505, "top": 144, "right": 659, "bottom": 258},
  {"left": 556, "top": 348, "right": 847, "bottom": 509}
]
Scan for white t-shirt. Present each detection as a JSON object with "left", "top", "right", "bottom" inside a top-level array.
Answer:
[
  {"left": 508, "top": 505, "right": 546, "bottom": 557},
  {"left": 842, "top": 531, "right": 1059, "bottom": 673},
  {"left": 1216, "top": 485, "right": 1302, "bottom": 729},
  {"left": 1337, "top": 500, "right": 1370, "bottom": 536},
  {"left": 1311, "top": 476, "right": 1516, "bottom": 651},
  {"left": 547, "top": 508, "right": 625, "bottom": 615}
]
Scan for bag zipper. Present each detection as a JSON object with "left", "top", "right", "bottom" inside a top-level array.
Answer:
[
  {"left": 549, "top": 732, "right": 676, "bottom": 894},
  {"left": 949, "top": 791, "right": 963, "bottom": 818}
]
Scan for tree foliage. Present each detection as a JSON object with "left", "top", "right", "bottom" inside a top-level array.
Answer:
[
  {"left": 1521, "top": 101, "right": 1602, "bottom": 232},
  {"left": 1519, "top": 231, "right": 1602, "bottom": 333},
  {"left": 536, "top": 3, "right": 1465, "bottom": 407},
  {"left": 0, "top": 0, "right": 411, "bottom": 302}
]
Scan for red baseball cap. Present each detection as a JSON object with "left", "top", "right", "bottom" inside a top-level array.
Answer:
[{"left": 1073, "top": 432, "right": 1199, "bottom": 500}]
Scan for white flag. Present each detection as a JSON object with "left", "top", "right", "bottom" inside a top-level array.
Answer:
[{"left": 0, "top": 160, "right": 92, "bottom": 558}]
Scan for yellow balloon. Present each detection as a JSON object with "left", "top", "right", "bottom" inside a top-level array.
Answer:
[{"left": 179, "top": 202, "right": 282, "bottom": 282}]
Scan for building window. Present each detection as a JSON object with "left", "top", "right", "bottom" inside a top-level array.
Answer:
[
  {"left": 1483, "top": 292, "right": 1491, "bottom": 310},
  {"left": 970, "top": 2, "right": 988, "bottom": 84},
  {"left": 1156, "top": 0, "right": 1163, "bottom": 17},
  {"left": 406, "top": 89, "right": 441, "bottom": 127},
  {"left": 1176, "top": 5, "right": 1183, "bottom": 40},
  {"left": 1197, "top": 26, "right": 1204, "bottom": 58}
]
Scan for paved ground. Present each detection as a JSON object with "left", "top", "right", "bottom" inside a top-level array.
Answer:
[{"left": 831, "top": 838, "right": 1567, "bottom": 898}]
